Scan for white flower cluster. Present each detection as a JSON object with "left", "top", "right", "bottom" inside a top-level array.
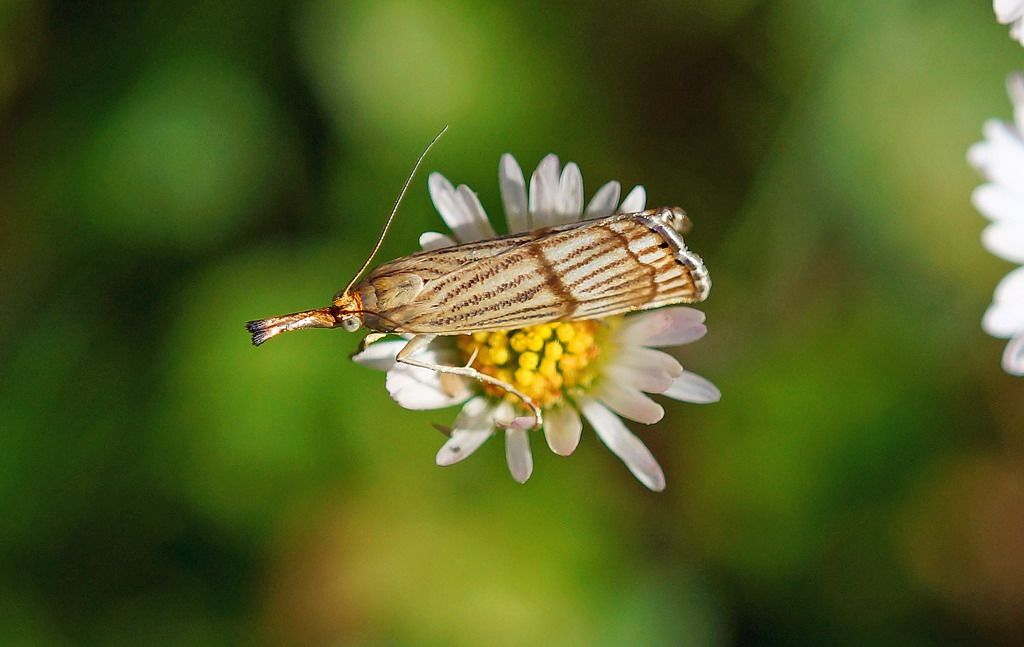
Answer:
[{"left": 968, "top": 4, "right": 1024, "bottom": 374}]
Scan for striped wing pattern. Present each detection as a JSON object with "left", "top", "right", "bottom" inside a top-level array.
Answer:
[{"left": 363, "top": 209, "right": 710, "bottom": 335}]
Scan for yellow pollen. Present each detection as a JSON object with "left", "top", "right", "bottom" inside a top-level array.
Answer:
[
  {"left": 519, "top": 351, "right": 539, "bottom": 370},
  {"left": 509, "top": 332, "right": 529, "bottom": 353},
  {"left": 514, "top": 367, "right": 536, "bottom": 386},
  {"left": 488, "top": 346, "right": 510, "bottom": 366},
  {"left": 456, "top": 321, "right": 605, "bottom": 409},
  {"left": 544, "top": 341, "right": 563, "bottom": 360}
]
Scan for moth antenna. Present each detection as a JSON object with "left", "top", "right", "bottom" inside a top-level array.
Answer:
[{"left": 340, "top": 125, "right": 449, "bottom": 296}]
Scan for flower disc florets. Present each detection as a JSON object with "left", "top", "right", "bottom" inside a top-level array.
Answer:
[{"left": 456, "top": 320, "right": 606, "bottom": 408}]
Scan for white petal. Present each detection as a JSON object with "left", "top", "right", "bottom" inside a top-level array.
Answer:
[
  {"left": 972, "top": 184, "right": 1024, "bottom": 222},
  {"left": 995, "top": 265, "right": 1024, "bottom": 303},
  {"left": 505, "top": 427, "right": 533, "bottom": 483},
  {"left": 610, "top": 346, "right": 683, "bottom": 379},
  {"left": 578, "top": 395, "right": 665, "bottom": 491},
  {"left": 385, "top": 350, "right": 472, "bottom": 410},
  {"left": 618, "top": 307, "right": 706, "bottom": 347},
  {"left": 499, "top": 154, "right": 530, "bottom": 233},
  {"left": 456, "top": 185, "right": 496, "bottom": 238},
  {"left": 496, "top": 415, "right": 536, "bottom": 431},
  {"left": 1003, "top": 335, "right": 1024, "bottom": 375},
  {"left": 995, "top": 0, "right": 1024, "bottom": 24},
  {"left": 983, "top": 268, "right": 1024, "bottom": 337},
  {"left": 584, "top": 181, "right": 621, "bottom": 219},
  {"left": 662, "top": 371, "right": 721, "bottom": 404},
  {"left": 1009, "top": 73, "right": 1024, "bottom": 131},
  {"left": 493, "top": 401, "right": 533, "bottom": 482},
  {"left": 982, "top": 221, "right": 1024, "bottom": 263},
  {"left": 604, "top": 363, "right": 675, "bottom": 394},
  {"left": 544, "top": 404, "right": 582, "bottom": 456},
  {"left": 619, "top": 185, "right": 646, "bottom": 213},
  {"left": 984, "top": 303, "right": 1023, "bottom": 338},
  {"left": 436, "top": 397, "right": 495, "bottom": 466},
  {"left": 984, "top": 302, "right": 1024, "bottom": 338},
  {"left": 970, "top": 121, "right": 1024, "bottom": 188},
  {"left": 428, "top": 172, "right": 493, "bottom": 242},
  {"left": 555, "top": 162, "right": 584, "bottom": 224},
  {"left": 419, "top": 231, "right": 456, "bottom": 251},
  {"left": 595, "top": 380, "right": 665, "bottom": 424},
  {"left": 529, "top": 154, "right": 561, "bottom": 229},
  {"left": 351, "top": 340, "right": 405, "bottom": 371},
  {"left": 650, "top": 323, "right": 707, "bottom": 347}
]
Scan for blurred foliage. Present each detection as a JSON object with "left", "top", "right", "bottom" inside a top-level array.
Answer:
[{"left": 2, "top": 1, "right": 1024, "bottom": 645}]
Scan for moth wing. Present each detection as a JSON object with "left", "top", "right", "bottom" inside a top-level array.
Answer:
[
  {"left": 363, "top": 228, "right": 551, "bottom": 283},
  {"left": 370, "top": 273, "right": 424, "bottom": 311},
  {"left": 377, "top": 211, "right": 709, "bottom": 334}
]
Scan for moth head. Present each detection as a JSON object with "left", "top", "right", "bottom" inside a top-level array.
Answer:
[
  {"left": 331, "top": 291, "right": 365, "bottom": 333},
  {"left": 665, "top": 207, "right": 693, "bottom": 235}
]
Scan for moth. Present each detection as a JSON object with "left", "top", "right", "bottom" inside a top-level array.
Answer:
[{"left": 246, "top": 133, "right": 711, "bottom": 426}]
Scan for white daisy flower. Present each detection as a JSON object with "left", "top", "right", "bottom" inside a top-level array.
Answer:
[
  {"left": 353, "top": 154, "right": 719, "bottom": 491},
  {"left": 996, "top": 0, "right": 1024, "bottom": 46},
  {"left": 969, "top": 73, "right": 1024, "bottom": 375}
]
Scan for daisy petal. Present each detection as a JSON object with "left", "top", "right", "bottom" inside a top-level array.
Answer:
[
  {"left": 595, "top": 380, "right": 665, "bottom": 424},
  {"left": 983, "top": 268, "right": 1024, "bottom": 337},
  {"left": 494, "top": 402, "right": 533, "bottom": 482},
  {"left": 971, "top": 121, "right": 1024, "bottom": 188},
  {"left": 529, "top": 154, "right": 561, "bottom": 229},
  {"left": 982, "top": 221, "right": 1024, "bottom": 263},
  {"left": 505, "top": 427, "right": 533, "bottom": 483},
  {"left": 611, "top": 347, "right": 683, "bottom": 378},
  {"left": 648, "top": 323, "right": 707, "bottom": 347},
  {"left": 385, "top": 350, "right": 471, "bottom": 410},
  {"left": 544, "top": 404, "right": 583, "bottom": 456},
  {"left": 351, "top": 340, "right": 405, "bottom": 371},
  {"left": 995, "top": 0, "right": 1024, "bottom": 24},
  {"left": 428, "top": 173, "right": 494, "bottom": 242},
  {"left": 619, "top": 185, "right": 646, "bottom": 213},
  {"left": 995, "top": 265, "right": 1024, "bottom": 303},
  {"left": 578, "top": 395, "right": 665, "bottom": 491},
  {"left": 436, "top": 397, "right": 494, "bottom": 466},
  {"left": 604, "top": 364, "right": 675, "bottom": 395},
  {"left": 1004, "top": 335, "right": 1024, "bottom": 375},
  {"left": 983, "top": 301, "right": 1024, "bottom": 338},
  {"left": 585, "top": 181, "right": 621, "bottom": 219},
  {"left": 972, "top": 184, "right": 1024, "bottom": 222},
  {"left": 499, "top": 154, "right": 530, "bottom": 233},
  {"left": 1009, "top": 73, "right": 1024, "bottom": 131},
  {"left": 556, "top": 162, "right": 584, "bottom": 224},
  {"left": 662, "top": 371, "right": 721, "bottom": 404},
  {"left": 618, "top": 307, "right": 706, "bottom": 347},
  {"left": 456, "top": 185, "right": 496, "bottom": 238},
  {"left": 419, "top": 231, "right": 456, "bottom": 251}
]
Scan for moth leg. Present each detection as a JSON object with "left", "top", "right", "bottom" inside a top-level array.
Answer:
[
  {"left": 356, "top": 331, "right": 387, "bottom": 354},
  {"left": 396, "top": 334, "right": 543, "bottom": 429}
]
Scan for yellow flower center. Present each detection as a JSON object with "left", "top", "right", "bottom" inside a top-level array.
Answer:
[{"left": 456, "top": 321, "right": 605, "bottom": 408}]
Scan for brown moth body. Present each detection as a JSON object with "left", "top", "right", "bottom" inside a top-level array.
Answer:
[{"left": 246, "top": 207, "right": 710, "bottom": 346}]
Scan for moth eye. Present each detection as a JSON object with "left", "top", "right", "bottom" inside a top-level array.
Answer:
[{"left": 341, "top": 317, "right": 360, "bottom": 332}]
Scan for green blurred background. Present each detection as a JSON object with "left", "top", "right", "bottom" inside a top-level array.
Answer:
[{"left": 2, "top": 0, "right": 1023, "bottom": 644}]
